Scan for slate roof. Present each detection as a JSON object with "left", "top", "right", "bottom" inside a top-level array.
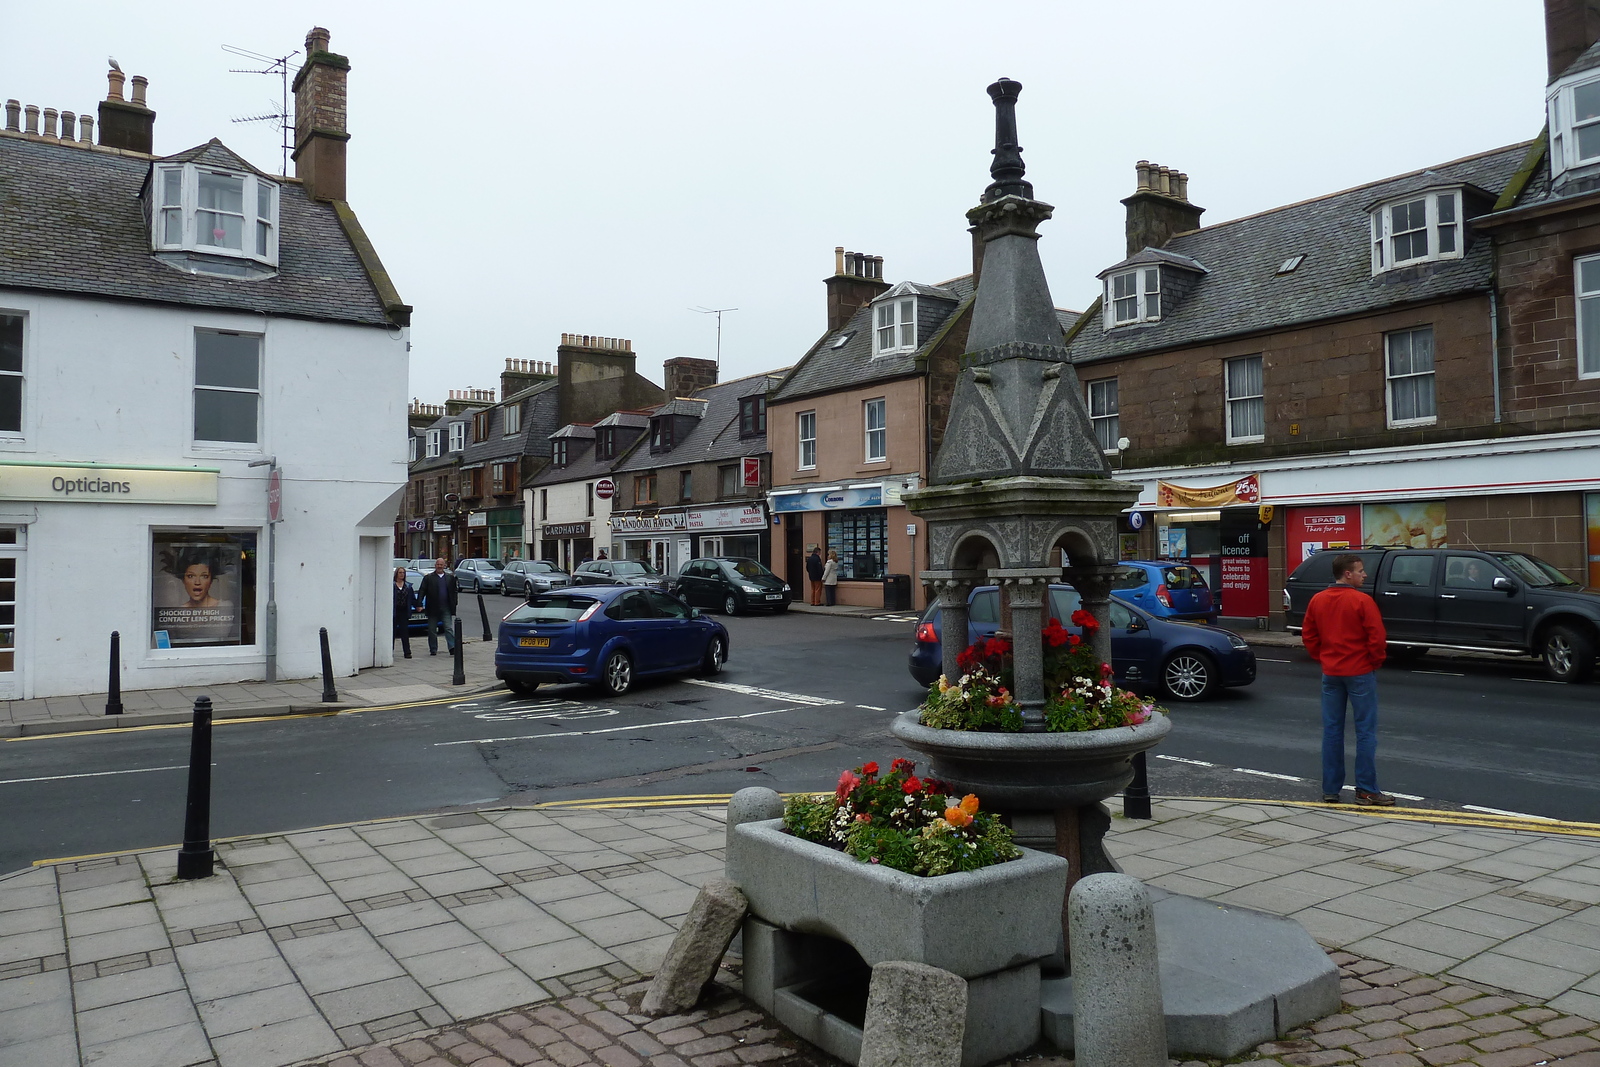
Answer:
[
  {"left": 409, "top": 413, "right": 470, "bottom": 476},
  {"left": 527, "top": 426, "right": 645, "bottom": 488},
  {"left": 1565, "top": 39, "right": 1600, "bottom": 79},
  {"left": 0, "top": 133, "right": 395, "bottom": 326},
  {"left": 613, "top": 369, "right": 789, "bottom": 474},
  {"left": 1066, "top": 142, "right": 1533, "bottom": 364},
  {"left": 773, "top": 275, "right": 975, "bottom": 403}
]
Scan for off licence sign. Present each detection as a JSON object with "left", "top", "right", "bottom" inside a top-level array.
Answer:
[{"left": 595, "top": 478, "right": 616, "bottom": 500}]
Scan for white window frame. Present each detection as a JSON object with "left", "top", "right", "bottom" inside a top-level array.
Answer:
[
  {"left": 426, "top": 428, "right": 441, "bottom": 458},
  {"left": 1086, "top": 378, "right": 1120, "bottom": 453},
  {"left": 1578, "top": 254, "right": 1600, "bottom": 379},
  {"left": 551, "top": 439, "right": 568, "bottom": 467},
  {"left": 1369, "top": 189, "right": 1462, "bottom": 273},
  {"left": 1224, "top": 354, "right": 1265, "bottom": 445},
  {"left": 1385, "top": 326, "right": 1439, "bottom": 427},
  {"left": 0, "top": 311, "right": 23, "bottom": 438},
  {"left": 1105, "top": 267, "right": 1161, "bottom": 327},
  {"left": 408, "top": 436, "right": 418, "bottom": 463},
  {"left": 193, "top": 329, "right": 262, "bottom": 448},
  {"left": 503, "top": 403, "right": 521, "bottom": 436},
  {"left": 864, "top": 397, "right": 887, "bottom": 462},
  {"left": 872, "top": 297, "right": 917, "bottom": 356},
  {"left": 448, "top": 422, "right": 466, "bottom": 452},
  {"left": 798, "top": 410, "right": 817, "bottom": 470},
  {"left": 150, "top": 162, "right": 279, "bottom": 267},
  {"left": 1549, "top": 74, "right": 1600, "bottom": 179}
]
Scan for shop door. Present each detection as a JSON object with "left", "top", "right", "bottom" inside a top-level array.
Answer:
[
  {"left": 677, "top": 538, "right": 692, "bottom": 573},
  {"left": 0, "top": 537, "right": 19, "bottom": 699},
  {"left": 701, "top": 536, "right": 722, "bottom": 558},
  {"left": 785, "top": 521, "right": 804, "bottom": 600},
  {"left": 652, "top": 540, "right": 669, "bottom": 575}
]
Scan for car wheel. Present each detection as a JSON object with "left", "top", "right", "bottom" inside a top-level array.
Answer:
[
  {"left": 1542, "top": 624, "right": 1596, "bottom": 683},
  {"left": 598, "top": 650, "right": 633, "bottom": 695},
  {"left": 1162, "top": 650, "right": 1217, "bottom": 702},
  {"left": 505, "top": 678, "right": 540, "bottom": 697},
  {"left": 723, "top": 593, "right": 739, "bottom": 616},
  {"left": 701, "top": 635, "right": 726, "bottom": 675}
]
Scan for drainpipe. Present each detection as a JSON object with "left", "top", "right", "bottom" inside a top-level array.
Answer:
[{"left": 1489, "top": 285, "right": 1503, "bottom": 424}]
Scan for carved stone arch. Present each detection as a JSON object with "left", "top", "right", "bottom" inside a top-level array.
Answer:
[
  {"left": 950, "top": 530, "right": 1003, "bottom": 573},
  {"left": 1041, "top": 520, "right": 1114, "bottom": 570}
]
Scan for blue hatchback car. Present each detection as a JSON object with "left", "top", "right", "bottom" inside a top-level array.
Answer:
[
  {"left": 908, "top": 583, "right": 1254, "bottom": 701},
  {"left": 1110, "top": 561, "right": 1218, "bottom": 624},
  {"left": 495, "top": 586, "right": 730, "bottom": 698}
]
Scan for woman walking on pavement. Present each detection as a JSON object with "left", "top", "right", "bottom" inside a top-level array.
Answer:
[
  {"left": 822, "top": 549, "right": 839, "bottom": 606},
  {"left": 392, "top": 567, "right": 416, "bottom": 659}
]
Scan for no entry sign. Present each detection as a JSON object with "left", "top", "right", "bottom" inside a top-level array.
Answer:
[{"left": 595, "top": 478, "right": 616, "bottom": 500}]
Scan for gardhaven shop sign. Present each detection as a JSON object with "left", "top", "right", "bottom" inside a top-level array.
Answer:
[{"left": 0, "top": 462, "right": 219, "bottom": 505}]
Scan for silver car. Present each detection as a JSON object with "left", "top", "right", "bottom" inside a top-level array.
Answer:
[
  {"left": 502, "top": 559, "right": 571, "bottom": 597},
  {"left": 454, "top": 558, "right": 505, "bottom": 593}
]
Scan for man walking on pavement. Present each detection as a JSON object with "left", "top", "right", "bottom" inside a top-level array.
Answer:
[
  {"left": 1302, "top": 554, "right": 1394, "bottom": 806},
  {"left": 419, "top": 557, "right": 458, "bottom": 656},
  {"left": 805, "top": 545, "right": 825, "bottom": 606}
]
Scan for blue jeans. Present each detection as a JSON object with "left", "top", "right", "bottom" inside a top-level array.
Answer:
[
  {"left": 426, "top": 614, "right": 457, "bottom": 655},
  {"left": 1321, "top": 672, "right": 1379, "bottom": 796}
]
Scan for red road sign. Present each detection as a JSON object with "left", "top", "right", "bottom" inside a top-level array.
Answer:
[
  {"left": 595, "top": 478, "right": 616, "bottom": 500},
  {"left": 267, "top": 469, "right": 283, "bottom": 523}
]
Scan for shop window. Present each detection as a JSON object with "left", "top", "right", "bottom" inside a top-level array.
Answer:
[
  {"left": 1087, "top": 378, "right": 1119, "bottom": 452},
  {"left": 194, "top": 329, "right": 260, "bottom": 446},
  {"left": 0, "top": 313, "right": 22, "bottom": 434},
  {"left": 826, "top": 510, "right": 888, "bottom": 579},
  {"left": 1224, "top": 354, "right": 1264, "bottom": 443},
  {"left": 1385, "top": 326, "right": 1437, "bottom": 426},
  {"left": 151, "top": 530, "right": 258, "bottom": 648}
]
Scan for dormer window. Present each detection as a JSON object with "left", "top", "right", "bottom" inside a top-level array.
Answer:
[
  {"left": 873, "top": 297, "right": 916, "bottom": 355},
  {"left": 740, "top": 396, "right": 766, "bottom": 436},
  {"left": 448, "top": 422, "right": 466, "bottom": 452},
  {"left": 552, "top": 439, "right": 569, "bottom": 467},
  {"left": 595, "top": 427, "right": 616, "bottom": 460},
  {"left": 150, "top": 163, "right": 279, "bottom": 269},
  {"left": 650, "top": 417, "right": 674, "bottom": 452},
  {"left": 1108, "top": 268, "right": 1160, "bottom": 325},
  {"left": 1548, "top": 73, "right": 1600, "bottom": 180},
  {"left": 426, "top": 428, "right": 441, "bottom": 458},
  {"left": 1370, "top": 189, "right": 1461, "bottom": 273}
]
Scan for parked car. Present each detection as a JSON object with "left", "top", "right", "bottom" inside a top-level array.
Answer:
[
  {"left": 455, "top": 558, "right": 506, "bottom": 593},
  {"left": 392, "top": 557, "right": 411, "bottom": 571},
  {"left": 1111, "top": 561, "right": 1217, "bottom": 624},
  {"left": 571, "top": 558, "right": 673, "bottom": 593},
  {"left": 503, "top": 559, "right": 571, "bottom": 597},
  {"left": 495, "top": 586, "right": 730, "bottom": 697},
  {"left": 1285, "top": 547, "right": 1600, "bottom": 682},
  {"left": 908, "top": 583, "right": 1255, "bottom": 701},
  {"left": 677, "top": 557, "right": 790, "bottom": 615},
  {"left": 410, "top": 557, "right": 438, "bottom": 572},
  {"left": 403, "top": 569, "right": 428, "bottom": 634}
]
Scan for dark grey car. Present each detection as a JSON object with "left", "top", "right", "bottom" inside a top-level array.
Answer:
[{"left": 571, "top": 559, "right": 672, "bottom": 593}]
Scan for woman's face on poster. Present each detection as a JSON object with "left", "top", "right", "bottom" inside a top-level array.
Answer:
[{"left": 183, "top": 564, "right": 214, "bottom": 603}]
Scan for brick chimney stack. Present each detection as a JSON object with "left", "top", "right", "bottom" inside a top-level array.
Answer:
[
  {"left": 292, "top": 26, "right": 350, "bottom": 201},
  {"left": 1120, "top": 160, "right": 1204, "bottom": 257},
  {"left": 663, "top": 357, "right": 718, "bottom": 398},
  {"left": 1547, "top": 0, "right": 1600, "bottom": 82},
  {"left": 824, "top": 247, "right": 890, "bottom": 333},
  {"left": 97, "top": 65, "right": 154, "bottom": 153}
]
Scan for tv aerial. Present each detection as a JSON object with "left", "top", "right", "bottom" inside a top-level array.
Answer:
[
  {"left": 223, "top": 44, "right": 300, "bottom": 175},
  {"left": 690, "top": 306, "right": 738, "bottom": 366}
]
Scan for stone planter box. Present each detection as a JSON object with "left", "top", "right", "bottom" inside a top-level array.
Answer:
[{"left": 890, "top": 709, "right": 1172, "bottom": 810}]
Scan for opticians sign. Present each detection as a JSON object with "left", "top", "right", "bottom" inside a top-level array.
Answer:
[{"left": 0, "top": 462, "right": 219, "bottom": 505}]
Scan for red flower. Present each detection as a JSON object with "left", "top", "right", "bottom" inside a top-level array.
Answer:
[
  {"left": 1042, "top": 619, "right": 1070, "bottom": 648},
  {"left": 891, "top": 758, "right": 914, "bottom": 773},
  {"left": 861, "top": 761, "right": 880, "bottom": 776},
  {"left": 1068, "top": 633, "right": 1081, "bottom": 647},
  {"left": 835, "top": 769, "right": 860, "bottom": 801},
  {"left": 902, "top": 776, "right": 923, "bottom": 793},
  {"left": 1071, "top": 608, "right": 1099, "bottom": 632}
]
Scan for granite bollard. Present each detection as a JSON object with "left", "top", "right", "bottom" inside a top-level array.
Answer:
[
  {"left": 641, "top": 878, "right": 749, "bottom": 1016},
  {"left": 858, "top": 961, "right": 967, "bottom": 1067},
  {"left": 1067, "top": 873, "right": 1166, "bottom": 1067}
]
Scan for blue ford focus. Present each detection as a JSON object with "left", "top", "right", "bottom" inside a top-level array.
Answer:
[
  {"left": 908, "top": 583, "right": 1254, "bottom": 701},
  {"left": 495, "top": 586, "right": 730, "bottom": 698}
]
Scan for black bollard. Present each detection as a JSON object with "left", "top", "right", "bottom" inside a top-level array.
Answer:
[
  {"left": 478, "top": 592, "right": 492, "bottom": 642},
  {"left": 1123, "top": 751, "right": 1153, "bottom": 820},
  {"left": 176, "top": 696, "right": 215, "bottom": 880},
  {"left": 319, "top": 626, "right": 338, "bottom": 702},
  {"left": 105, "top": 631, "right": 123, "bottom": 716},
  {"left": 451, "top": 617, "right": 465, "bottom": 686}
]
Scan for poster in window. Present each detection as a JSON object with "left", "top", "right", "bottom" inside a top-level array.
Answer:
[
  {"left": 1287, "top": 507, "right": 1360, "bottom": 564},
  {"left": 1361, "top": 502, "right": 1447, "bottom": 549},
  {"left": 1587, "top": 493, "right": 1600, "bottom": 587},
  {"left": 152, "top": 535, "right": 244, "bottom": 647}
]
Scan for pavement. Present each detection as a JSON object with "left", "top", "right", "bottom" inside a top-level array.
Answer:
[{"left": 6, "top": 795, "right": 1600, "bottom": 1067}]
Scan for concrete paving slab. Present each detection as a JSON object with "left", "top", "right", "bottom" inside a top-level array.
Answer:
[
  {"left": 208, "top": 1014, "right": 340, "bottom": 1067},
  {"left": 1450, "top": 950, "right": 1587, "bottom": 999},
  {"left": 0, "top": 974, "right": 73, "bottom": 1038},
  {"left": 278, "top": 929, "right": 406, "bottom": 994},
  {"left": 193, "top": 981, "right": 321, "bottom": 1037},
  {"left": 73, "top": 962, "right": 187, "bottom": 1012},
  {"left": 352, "top": 900, "right": 455, "bottom": 937},
  {"left": 507, "top": 936, "right": 618, "bottom": 979},
  {"left": 310, "top": 974, "right": 436, "bottom": 1027},
  {"left": 428, "top": 967, "right": 547, "bottom": 1019}
]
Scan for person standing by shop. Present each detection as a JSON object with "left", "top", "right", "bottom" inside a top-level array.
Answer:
[
  {"left": 1302, "top": 554, "right": 1394, "bottom": 806},
  {"left": 420, "top": 558, "right": 458, "bottom": 656},
  {"left": 822, "top": 549, "right": 839, "bottom": 606},
  {"left": 392, "top": 567, "right": 416, "bottom": 659},
  {"left": 806, "top": 545, "right": 825, "bottom": 606}
]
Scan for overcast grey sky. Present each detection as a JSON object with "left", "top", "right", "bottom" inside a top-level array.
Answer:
[{"left": 4, "top": 2, "right": 1548, "bottom": 403}]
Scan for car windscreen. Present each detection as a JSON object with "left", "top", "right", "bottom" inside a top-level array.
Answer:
[
  {"left": 482, "top": 560, "right": 505, "bottom": 570},
  {"left": 1494, "top": 553, "right": 1578, "bottom": 588},
  {"left": 506, "top": 595, "right": 599, "bottom": 623},
  {"left": 729, "top": 559, "right": 774, "bottom": 578},
  {"left": 611, "top": 560, "right": 657, "bottom": 577}
]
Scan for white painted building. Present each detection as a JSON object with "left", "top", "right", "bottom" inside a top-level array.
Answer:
[{"left": 0, "top": 31, "right": 410, "bottom": 699}]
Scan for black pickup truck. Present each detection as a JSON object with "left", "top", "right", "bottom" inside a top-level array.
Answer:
[{"left": 1284, "top": 547, "right": 1600, "bottom": 683}]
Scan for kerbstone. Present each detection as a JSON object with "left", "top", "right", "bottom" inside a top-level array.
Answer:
[
  {"left": 1068, "top": 874, "right": 1167, "bottom": 1067},
  {"left": 858, "top": 962, "right": 966, "bottom": 1067},
  {"left": 642, "top": 880, "right": 748, "bottom": 1016}
]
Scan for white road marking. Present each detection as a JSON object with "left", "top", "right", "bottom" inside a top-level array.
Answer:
[
  {"left": 1388, "top": 792, "right": 1426, "bottom": 801},
  {"left": 856, "top": 704, "right": 886, "bottom": 711},
  {"left": 1411, "top": 670, "right": 1465, "bottom": 676},
  {"left": 1512, "top": 677, "right": 1563, "bottom": 684},
  {"left": 1464, "top": 804, "right": 1556, "bottom": 821},
  {"left": 682, "top": 679, "right": 843, "bottom": 706},
  {"left": 0, "top": 764, "right": 190, "bottom": 786},
  {"left": 1234, "top": 768, "right": 1303, "bottom": 782},
  {"left": 1257, "top": 657, "right": 1294, "bottom": 663},
  {"left": 1154, "top": 754, "right": 1214, "bottom": 766},
  {"left": 435, "top": 706, "right": 805, "bottom": 746}
]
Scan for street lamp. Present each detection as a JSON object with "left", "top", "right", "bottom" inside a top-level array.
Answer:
[{"left": 248, "top": 457, "right": 280, "bottom": 682}]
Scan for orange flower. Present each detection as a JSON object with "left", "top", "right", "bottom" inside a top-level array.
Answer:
[
  {"left": 943, "top": 807, "right": 973, "bottom": 828},
  {"left": 959, "top": 794, "right": 980, "bottom": 816}
]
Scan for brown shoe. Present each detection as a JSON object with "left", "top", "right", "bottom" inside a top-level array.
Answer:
[{"left": 1355, "top": 790, "right": 1396, "bottom": 807}]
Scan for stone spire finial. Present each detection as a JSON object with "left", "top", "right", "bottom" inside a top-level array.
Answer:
[{"left": 983, "top": 78, "right": 1034, "bottom": 203}]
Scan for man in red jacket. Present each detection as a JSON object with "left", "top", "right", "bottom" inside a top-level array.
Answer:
[{"left": 1302, "top": 554, "right": 1394, "bottom": 806}]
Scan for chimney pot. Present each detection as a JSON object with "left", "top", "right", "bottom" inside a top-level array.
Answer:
[
  {"left": 60, "top": 111, "right": 75, "bottom": 141},
  {"left": 1156, "top": 165, "right": 1172, "bottom": 195},
  {"left": 130, "top": 76, "right": 147, "bottom": 106},
  {"left": 4, "top": 101, "right": 19, "bottom": 133},
  {"left": 872, "top": 255, "right": 884, "bottom": 279},
  {"left": 106, "top": 69, "right": 125, "bottom": 101},
  {"left": 79, "top": 113, "right": 93, "bottom": 143},
  {"left": 42, "top": 108, "right": 58, "bottom": 140},
  {"left": 1173, "top": 172, "right": 1189, "bottom": 201},
  {"left": 834, "top": 246, "right": 845, "bottom": 275},
  {"left": 305, "top": 26, "right": 331, "bottom": 55},
  {"left": 1135, "top": 160, "right": 1151, "bottom": 191},
  {"left": 23, "top": 105, "right": 38, "bottom": 136},
  {"left": 1122, "top": 161, "right": 1204, "bottom": 255}
]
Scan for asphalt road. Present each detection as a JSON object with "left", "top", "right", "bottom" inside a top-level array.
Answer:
[{"left": 2, "top": 611, "right": 1596, "bottom": 876}]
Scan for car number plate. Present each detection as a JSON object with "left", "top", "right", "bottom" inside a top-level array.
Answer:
[
  {"left": 765, "top": 594, "right": 783, "bottom": 600},
  {"left": 519, "top": 637, "right": 550, "bottom": 648}
]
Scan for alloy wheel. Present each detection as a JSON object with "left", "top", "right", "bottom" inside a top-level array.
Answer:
[{"left": 1163, "top": 653, "right": 1214, "bottom": 701}]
